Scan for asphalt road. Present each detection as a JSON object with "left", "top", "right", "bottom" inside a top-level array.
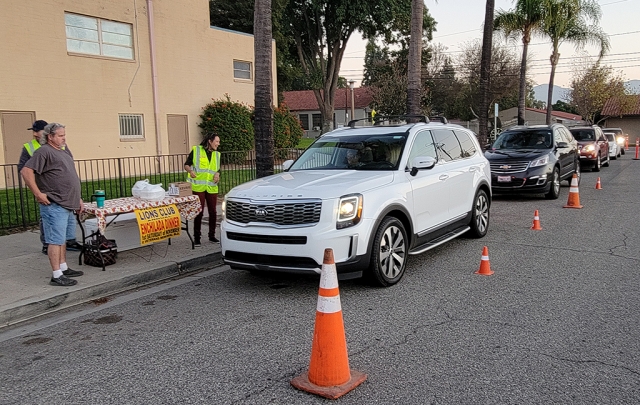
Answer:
[{"left": 1, "top": 157, "right": 639, "bottom": 404}]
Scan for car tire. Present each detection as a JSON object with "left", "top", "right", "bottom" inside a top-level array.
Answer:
[
  {"left": 593, "top": 155, "right": 601, "bottom": 172},
  {"left": 468, "top": 189, "right": 490, "bottom": 238},
  {"left": 621, "top": 148, "right": 625, "bottom": 155},
  {"left": 603, "top": 153, "right": 610, "bottom": 167},
  {"left": 368, "top": 217, "right": 408, "bottom": 287},
  {"left": 545, "top": 168, "right": 561, "bottom": 200}
]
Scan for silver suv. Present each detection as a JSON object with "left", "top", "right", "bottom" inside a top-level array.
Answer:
[{"left": 221, "top": 117, "right": 492, "bottom": 286}]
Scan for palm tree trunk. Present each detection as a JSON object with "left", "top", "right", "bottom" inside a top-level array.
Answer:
[
  {"left": 254, "top": 0, "right": 274, "bottom": 178},
  {"left": 407, "top": 0, "right": 424, "bottom": 122},
  {"left": 546, "top": 49, "right": 560, "bottom": 125},
  {"left": 478, "top": 0, "right": 495, "bottom": 148},
  {"left": 517, "top": 36, "right": 530, "bottom": 126}
]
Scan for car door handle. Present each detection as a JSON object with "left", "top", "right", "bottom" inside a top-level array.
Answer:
[{"left": 439, "top": 174, "right": 449, "bottom": 181}]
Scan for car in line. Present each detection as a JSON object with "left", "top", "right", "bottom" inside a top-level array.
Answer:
[
  {"left": 484, "top": 124, "right": 581, "bottom": 200},
  {"left": 569, "top": 125, "right": 610, "bottom": 172},
  {"left": 603, "top": 127, "right": 628, "bottom": 155},
  {"left": 220, "top": 116, "right": 491, "bottom": 287},
  {"left": 604, "top": 132, "right": 621, "bottom": 159}
]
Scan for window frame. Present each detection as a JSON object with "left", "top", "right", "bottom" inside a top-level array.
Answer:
[
  {"left": 119, "top": 114, "right": 145, "bottom": 141},
  {"left": 233, "top": 60, "right": 253, "bottom": 81},
  {"left": 64, "top": 12, "right": 134, "bottom": 61}
]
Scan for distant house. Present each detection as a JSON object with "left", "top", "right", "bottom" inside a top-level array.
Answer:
[
  {"left": 601, "top": 95, "right": 640, "bottom": 138},
  {"left": 495, "top": 107, "right": 585, "bottom": 129},
  {"left": 283, "top": 88, "right": 374, "bottom": 137}
]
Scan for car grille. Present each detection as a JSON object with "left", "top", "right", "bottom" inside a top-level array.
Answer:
[
  {"left": 227, "top": 232, "right": 307, "bottom": 245},
  {"left": 225, "top": 199, "right": 322, "bottom": 225},
  {"left": 490, "top": 161, "right": 530, "bottom": 174}
]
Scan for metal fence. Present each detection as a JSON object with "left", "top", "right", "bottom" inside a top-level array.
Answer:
[{"left": 0, "top": 148, "right": 304, "bottom": 232}]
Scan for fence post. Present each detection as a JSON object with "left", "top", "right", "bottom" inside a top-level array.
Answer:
[{"left": 117, "top": 158, "right": 125, "bottom": 198}]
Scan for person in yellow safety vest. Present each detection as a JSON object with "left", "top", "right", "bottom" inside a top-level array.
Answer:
[{"left": 184, "top": 132, "right": 221, "bottom": 247}]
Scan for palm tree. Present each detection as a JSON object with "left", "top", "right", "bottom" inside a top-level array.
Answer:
[
  {"left": 406, "top": 0, "right": 424, "bottom": 121},
  {"left": 494, "top": 0, "right": 545, "bottom": 125},
  {"left": 253, "top": 0, "right": 274, "bottom": 178},
  {"left": 541, "top": 0, "right": 609, "bottom": 124},
  {"left": 478, "top": 0, "right": 495, "bottom": 148}
]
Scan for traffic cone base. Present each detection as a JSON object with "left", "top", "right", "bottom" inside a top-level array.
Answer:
[
  {"left": 563, "top": 173, "right": 583, "bottom": 209},
  {"left": 291, "top": 248, "right": 367, "bottom": 399},
  {"left": 475, "top": 246, "right": 494, "bottom": 276},
  {"left": 291, "top": 370, "right": 367, "bottom": 400},
  {"left": 531, "top": 210, "right": 542, "bottom": 230}
]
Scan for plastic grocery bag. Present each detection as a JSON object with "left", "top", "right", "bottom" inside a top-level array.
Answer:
[{"left": 132, "top": 179, "right": 150, "bottom": 198}]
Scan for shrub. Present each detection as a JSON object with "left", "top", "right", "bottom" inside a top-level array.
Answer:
[
  {"left": 198, "top": 94, "right": 254, "bottom": 158},
  {"left": 273, "top": 103, "right": 304, "bottom": 158}
]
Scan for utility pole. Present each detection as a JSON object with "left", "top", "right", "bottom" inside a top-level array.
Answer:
[{"left": 349, "top": 80, "right": 355, "bottom": 123}]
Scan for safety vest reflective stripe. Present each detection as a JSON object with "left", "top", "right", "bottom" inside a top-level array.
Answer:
[{"left": 23, "top": 139, "right": 40, "bottom": 156}]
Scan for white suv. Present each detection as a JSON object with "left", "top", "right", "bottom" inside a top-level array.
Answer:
[{"left": 221, "top": 117, "right": 492, "bottom": 286}]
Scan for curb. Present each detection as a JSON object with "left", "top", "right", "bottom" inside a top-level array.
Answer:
[{"left": 0, "top": 252, "right": 224, "bottom": 329}]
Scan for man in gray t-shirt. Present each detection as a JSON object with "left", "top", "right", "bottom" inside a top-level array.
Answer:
[{"left": 22, "top": 123, "right": 85, "bottom": 287}]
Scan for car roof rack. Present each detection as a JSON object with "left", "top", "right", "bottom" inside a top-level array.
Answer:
[
  {"left": 371, "top": 115, "right": 430, "bottom": 126},
  {"left": 347, "top": 118, "right": 373, "bottom": 128},
  {"left": 429, "top": 116, "right": 448, "bottom": 124}
]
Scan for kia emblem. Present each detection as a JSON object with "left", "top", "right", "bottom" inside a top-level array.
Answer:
[{"left": 255, "top": 208, "right": 267, "bottom": 218}]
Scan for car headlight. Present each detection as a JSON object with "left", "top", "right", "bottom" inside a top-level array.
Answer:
[
  {"left": 529, "top": 155, "right": 549, "bottom": 168},
  {"left": 583, "top": 144, "right": 595, "bottom": 152},
  {"left": 617, "top": 136, "right": 625, "bottom": 145},
  {"left": 336, "top": 194, "right": 362, "bottom": 229}
]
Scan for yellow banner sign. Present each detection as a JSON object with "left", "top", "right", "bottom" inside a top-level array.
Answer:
[{"left": 135, "top": 204, "right": 181, "bottom": 245}]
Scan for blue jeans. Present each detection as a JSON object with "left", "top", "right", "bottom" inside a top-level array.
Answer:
[{"left": 40, "top": 203, "right": 76, "bottom": 245}]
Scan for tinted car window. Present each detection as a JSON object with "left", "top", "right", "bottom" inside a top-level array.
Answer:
[
  {"left": 560, "top": 127, "right": 574, "bottom": 143},
  {"left": 604, "top": 133, "right": 615, "bottom": 142},
  {"left": 493, "top": 129, "right": 552, "bottom": 149},
  {"left": 570, "top": 129, "right": 595, "bottom": 141},
  {"left": 455, "top": 130, "right": 477, "bottom": 157},
  {"left": 432, "top": 129, "right": 462, "bottom": 161}
]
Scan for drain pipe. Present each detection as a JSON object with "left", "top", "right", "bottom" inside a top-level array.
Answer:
[{"left": 146, "top": 0, "right": 162, "bottom": 155}]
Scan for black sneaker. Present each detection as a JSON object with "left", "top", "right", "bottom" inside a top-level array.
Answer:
[
  {"left": 62, "top": 268, "right": 84, "bottom": 277},
  {"left": 66, "top": 241, "right": 83, "bottom": 251},
  {"left": 42, "top": 246, "right": 48, "bottom": 255},
  {"left": 209, "top": 236, "right": 219, "bottom": 243},
  {"left": 50, "top": 275, "right": 77, "bottom": 287},
  {"left": 194, "top": 239, "right": 202, "bottom": 247}
]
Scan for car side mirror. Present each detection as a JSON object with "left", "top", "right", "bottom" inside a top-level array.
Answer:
[
  {"left": 282, "top": 160, "right": 294, "bottom": 171},
  {"left": 409, "top": 156, "right": 437, "bottom": 176},
  {"left": 556, "top": 141, "right": 568, "bottom": 148}
]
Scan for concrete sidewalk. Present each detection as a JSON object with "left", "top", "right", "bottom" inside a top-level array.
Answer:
[{"left": 0, "top": 211, "right": 222, "bottom": 329}]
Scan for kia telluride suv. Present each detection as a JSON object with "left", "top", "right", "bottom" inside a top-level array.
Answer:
[
  {"left": 484, "top": 124, "right": 580, "bottom": 199},
  {"left": 221, "top": 116, "right": 492, "bottom": 287},
  {"left": 569, "top": 125, "right": 610, "bottom": 172}
]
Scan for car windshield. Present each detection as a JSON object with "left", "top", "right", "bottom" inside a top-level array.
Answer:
[
  {"left": 492, "top": 130, "right": 552, "bottom": 150},
  {"left": 289, "top": 133, "right": 407, "bottom": 171},
  {"left": 604, "top": 133, "right": 615, "bottom": 142},
  {"left": 570, "top": 129, "right": 596, "bottom": 141}
]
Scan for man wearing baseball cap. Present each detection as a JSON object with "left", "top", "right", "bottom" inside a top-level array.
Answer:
[{"left": 19, "top": 120, "right": 83, "bottom": 255}]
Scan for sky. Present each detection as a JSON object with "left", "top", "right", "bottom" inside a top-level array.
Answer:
[{"left": 339, "top": 0, "right": 640, "bottom": 89}]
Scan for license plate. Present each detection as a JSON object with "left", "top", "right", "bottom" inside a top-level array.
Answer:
[{"left": 497, "top": 176, "right": 511, "bottom": 182}]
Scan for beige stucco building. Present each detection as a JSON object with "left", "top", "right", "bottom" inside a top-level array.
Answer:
[{"left": 0, "top": 0, "right": 276, "bottom": 168}]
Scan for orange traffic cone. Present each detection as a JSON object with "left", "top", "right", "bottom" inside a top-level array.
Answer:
[
  {"left": 595, "top": 177, "right": 602, "bottom": 190},
  {"left": 475, "top": 246, "right": 494, "bottom": 276},
  {"left": 291, "top": 249, "right": 367, "bottom": 399},
  {"left": 563, "top": 173, "right": 583, "bottom": 209},
  {"left": 531, "top": 210, "right": 542, "bottom": 230}
]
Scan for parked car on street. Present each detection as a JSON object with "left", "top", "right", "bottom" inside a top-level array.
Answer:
[
  {"left": 569, "top": 125, "right": 610, "bottom": 171},
  {"left": 603, "top": 127, "right": 628, "bottom": 154},
  {"left": 604, "top": 132, "right": 621, "bottom": 159},
  {"left": 484, "top": 124, "right": 581, "bottom": 200},
  {"left": 221, "top": 117, "right": 492, "bottom": 287}
]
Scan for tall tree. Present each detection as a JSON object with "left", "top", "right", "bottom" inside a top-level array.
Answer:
[
  {"left": 541, "top": 0, "right": 609, "bottom": 124},
  {"left": 407, "top": 0, "right": 425, "bottom": 121},
  {"left": 478, "top": 0, "right": 495, "bottom": 147},
  {"left": 282, "top": 0, "right": 435, "bottom": 133},
  {"left": 494, "top": 0, "right": 545, "bottom": 125},
  {"left": 569, "top": 63, "right": 629, "bottom": 124},
  {"left": 254, "top": 0, "right": 274, "bottom": 178}
]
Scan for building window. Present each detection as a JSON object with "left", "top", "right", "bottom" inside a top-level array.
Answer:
[
  {"left": 65, "top": 13, "right": 134, "bottom": 60},
  {"left": 233, "top": 60, "right": 252, "bottom": 80},
  {"left": 312, "top": 114, "right": 322, "bottom": 131},
  {"left": 119, "top": 114, "right": 144, "bottom": 140},
  {"left": 298, "top": 114, "right": 310, "bottom": 130}
]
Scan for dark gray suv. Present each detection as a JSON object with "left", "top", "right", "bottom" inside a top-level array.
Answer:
[{"left": 484, "top": 124, "right": 580, "bottom": 199}]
